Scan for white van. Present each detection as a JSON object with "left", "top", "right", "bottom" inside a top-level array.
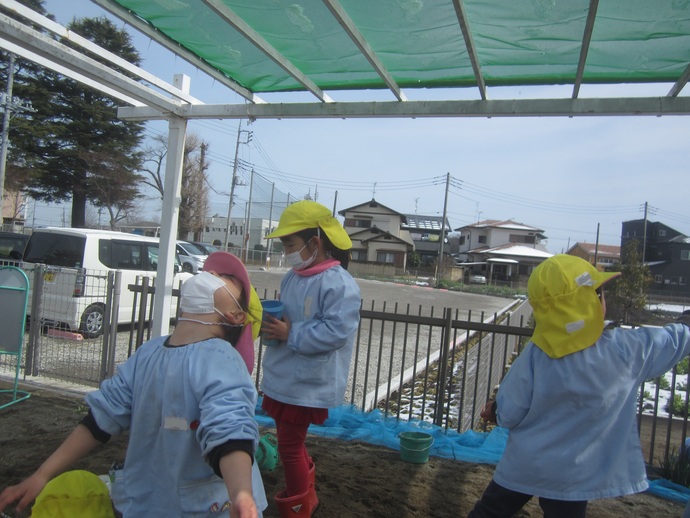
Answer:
[{"left": 22, "top": 228, "right": 192, "bottom": 337}]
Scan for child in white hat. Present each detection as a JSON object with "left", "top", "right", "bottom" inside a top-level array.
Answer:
[
  {"left": 0, "top": 253, "right": 266, "bottom": 518},
  {"left": 470, "top": 254, "right": 690, "bottom": 518},
  {"left": 261, "top": 200, "right": 361, "bottom": 517}
]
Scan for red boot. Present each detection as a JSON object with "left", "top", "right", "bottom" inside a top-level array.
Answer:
[
  {"left": 307, "top": 459, "right": 319, "bottom": 514},
  {"left": 275, "top": 489, "right": 312, "bottom": 517}
]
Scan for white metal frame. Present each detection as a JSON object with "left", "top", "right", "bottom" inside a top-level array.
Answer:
[{"left": 2, "top": 0, "right": 689, "bottom": 336}]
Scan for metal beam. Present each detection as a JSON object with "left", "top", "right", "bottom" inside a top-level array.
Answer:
[
  {"left": 0, "top": 12, "right": 183, "bottom": 114},
  {"left": 92, "top": 0, "right": 265, "bottom": 104},
  {"left": 452, "top": 0, "right": 487, "bottom": 101},
  {"left": 572, "top": 0, "right": 599, "bottom": 99},
  {"left": 202, "top": 0, "right": 333, "bottom": 103},
  {"left": 322, "top": 0, "right": 406, "bottom": 102},
  {"left": 668, "top": 62, "right": 690, "bottom": 97},
  {"left": 2, "top": 0, "right": 202, "bottom": 105},
  {"left": 0, "top": 37, "right": 144, "bottom": 106},
  {"left": 118, "top": 96, "right": 690, "bottom": 121}
]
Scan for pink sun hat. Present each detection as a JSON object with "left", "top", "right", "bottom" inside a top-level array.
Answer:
[{"left": 202, "top": 251, "right": 263, "bottom": 373}]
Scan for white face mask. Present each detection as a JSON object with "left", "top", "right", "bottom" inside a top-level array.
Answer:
[
  {"left": 179, "top": 272, "right": 243, "bottom": 326},
  {"left": 286, "top": 241, "right": 317, "bottom": 271}
]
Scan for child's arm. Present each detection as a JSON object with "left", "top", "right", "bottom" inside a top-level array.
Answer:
[
  {"left": 219, "top": 451, "right": 258, "bottom": 518},
  {"left": 0, "top": 424, "right": 100, "bottom": 514}
]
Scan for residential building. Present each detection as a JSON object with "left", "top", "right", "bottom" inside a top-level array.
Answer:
[
  {"left": 566, "top": 242, "right": 620, "bottom": 270},
  {"left": 621, "top": 219, "right": 690, "bottom": 297},
  {"left": 402, "top": 213, "right": 452, "bottom": 267},
  {"left": 339, "top": 199, "right": 414, "bottom": 271},
  {"left": 455, "top": 219, "right": 552, "bottom": 284}
]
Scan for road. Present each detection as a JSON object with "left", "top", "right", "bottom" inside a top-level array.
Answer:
[{"left": 248, "top": 268, "right": 514, "bottom": 318}]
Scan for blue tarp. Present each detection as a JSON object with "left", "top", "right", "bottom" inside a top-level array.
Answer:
[
  {"left": 256, "top": 401, "right": 509, "bottom": 465},
  {"left": 255, "top": 399, "right": 690, "bottom": 505}
]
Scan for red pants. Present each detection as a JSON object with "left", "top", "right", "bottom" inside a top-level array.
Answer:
[{"left": 274, "top": 418, "right": 311, "bottom": 496}]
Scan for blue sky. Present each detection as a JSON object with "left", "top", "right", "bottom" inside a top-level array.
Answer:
[{"left": 35, "top": 0, "right": 690, "bottom": 254}]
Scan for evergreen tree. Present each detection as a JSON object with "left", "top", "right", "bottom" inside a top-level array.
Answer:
[{"left": 608, "top": 239, "right": 653, "bottom": 324}]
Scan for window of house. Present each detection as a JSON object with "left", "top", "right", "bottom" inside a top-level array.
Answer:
[
  {"left": 509, "top": 234, "right": 535, "bottom": 244},
  {"left": 680, "top": 276, "right": 687, "bottom": 286},
  {"left": 658, "top": 229, "right": 666, "bottom": 237},
  {"left": 681, "top": 250, "right": 690, "bottom": 260},
  {"left": 351, "top": 249, "right": 367, "bottom": 261},
  {"left": 459, "top": 236, "right": 465, "bottom": 245},
  {"left": 344, "top": 218, "right": 371, "bottom": 228},
  {"left": 654, "top": 275, "right": 663, "bottom": 284},
  {"left": 377, "top": 251, "right": 396, "bottom": 264},
  {"left": 477, "top": 235, "right": 487, "bottom": 244}
]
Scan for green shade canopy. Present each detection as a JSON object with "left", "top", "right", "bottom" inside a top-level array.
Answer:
[{"left": 96, "top": 0, "right": 690, "bottom": 103}]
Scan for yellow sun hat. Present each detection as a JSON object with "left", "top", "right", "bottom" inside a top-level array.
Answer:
[
  {"left": 31, "top": 470, "right": 115, "bottom": 518},
  {"left": 266, "top": 200, "right": 352, "bottom": 250},
  {"left": 528, "top": 254, "right": 621, "bottom": 359}
]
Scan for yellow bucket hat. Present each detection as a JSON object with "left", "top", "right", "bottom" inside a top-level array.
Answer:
[
  {"left": 266, "top": 200, "right": 352, "bottom": 250},
  {"left": 528, "top": 254, "right": 620, "bottom": 359},
  {"left": 31, "top": 470, "right": 115, "bottom": 518}
]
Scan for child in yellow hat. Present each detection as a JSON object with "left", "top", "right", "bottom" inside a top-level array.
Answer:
[
  {"left": 470, "top": 254, "right": 690, "bottom": 518},
  {"left": 260, "top": 200, "right": 361, "bottom": 517}
]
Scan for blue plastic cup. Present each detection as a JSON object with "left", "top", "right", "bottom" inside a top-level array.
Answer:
[{"left": 261, "top": 300, "right": 283, "bottom": 346}]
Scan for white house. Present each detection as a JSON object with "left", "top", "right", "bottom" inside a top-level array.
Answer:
[{"left": 455, "top": 219, "right": 552, "bottom": 283}]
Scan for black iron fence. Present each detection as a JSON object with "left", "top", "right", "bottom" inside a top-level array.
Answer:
[{"left": 1, "top": 269, "right": 688, "bottom": 470}]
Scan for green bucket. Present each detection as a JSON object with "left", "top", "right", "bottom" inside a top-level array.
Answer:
[
  {"left": 398, "top": 431, "right": 434, "bottom": 464},
  {"left": 256, "top": 434, "right": 278, "bottom": 472}
]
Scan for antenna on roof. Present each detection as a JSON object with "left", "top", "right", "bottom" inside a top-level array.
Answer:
[{"left": 372, "top": 182, "right": 377, "bottom": 199}]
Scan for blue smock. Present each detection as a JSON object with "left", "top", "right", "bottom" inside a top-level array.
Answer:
[
  {"left": 494, "top": 323, "right": 690, "bottom": 501},
  {"left": 261, "top": 265, "right": 361, "bottom": 408},
  {"left": 86, "top": 336, "right": 267, "bottom": 517}
]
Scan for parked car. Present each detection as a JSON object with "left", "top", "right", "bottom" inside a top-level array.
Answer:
[
  {"left": 469, "top": 274, "right": 487, "bottom": 285},
  {"left": 22, "top": 228, "right": 191, "bottom": 337},
  {"left": 0, "top": 231, "right": 30, "bottom": 263},
  {"left": 176, "top": 241, "right": 207, "bottom": 273},
  {"left": 190, "top": 241, "right": 220, "bottom": 256}
]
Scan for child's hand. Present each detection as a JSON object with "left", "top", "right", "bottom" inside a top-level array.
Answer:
[
  {"left": 261, "top": 315, "right": 291, "bottom": 343},
  {"left": 0, "top": 472, "right": 49, "bottom": 514},
  {"left": 480, "top": 400, "right": 497, "bottom": 424}
]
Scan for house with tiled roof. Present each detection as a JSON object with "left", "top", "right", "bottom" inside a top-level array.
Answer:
[
  {"left": 339, "top": 199, "right": 414, "bottom": 272},
  {"left": 566, "top": 242, "right": 620, "bottom": 271},
  {"left": 454, "top": 219, "right": 552, "bottom": 284}
]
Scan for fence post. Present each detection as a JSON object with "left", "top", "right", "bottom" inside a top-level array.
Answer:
[
  {"left": 25, "top": 265, "right": 45, "bottom": 377},
  {"left": 106, "top": 270, "right": 122, "bottom": 378},
  {"left": 433, "top": 307, "right": 453, "bottom": 427}
]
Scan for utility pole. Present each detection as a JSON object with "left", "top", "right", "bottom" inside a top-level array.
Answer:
[
  {"left": 435, "top": 172, "right": 451, "bottom": 284},
  {"left": 266, "top": 182, "right": 275, "bottom": 268},
  {"left": 223, "top": 120, "right": 252, "bottom": 251},
  {"left": 244, "top": 169, "right": 254, "bottom": 263},
  {"left": 641, "top": 201, "right": 648, "bottom": 264},
  {"left": 593, "top": 223, "right": 600, "bottom": 267}
]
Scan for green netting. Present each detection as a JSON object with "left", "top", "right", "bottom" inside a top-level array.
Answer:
[{"left": 113, "top": 0, "right": 690, "bottom": 93}]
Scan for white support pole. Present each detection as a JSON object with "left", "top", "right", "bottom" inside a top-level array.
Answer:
[{"left": 151, "top": 74, "right": 189, "bottom": 337}]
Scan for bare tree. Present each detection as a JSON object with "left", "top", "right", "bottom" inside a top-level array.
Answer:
[{"left": 140, "top": 132, "right": 210, "bottom": 240}]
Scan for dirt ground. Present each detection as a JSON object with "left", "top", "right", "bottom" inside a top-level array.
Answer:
[{"left": 0, "top": 387, "right": 686, "bottom": 518}]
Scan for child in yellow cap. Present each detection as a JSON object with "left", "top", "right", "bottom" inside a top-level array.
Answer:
[
  {"left": 261, "top": 200, "right": 361, "bottom": 517},
  {"left": 470, "top": 254, "right": 690, "bottom": 518}
]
